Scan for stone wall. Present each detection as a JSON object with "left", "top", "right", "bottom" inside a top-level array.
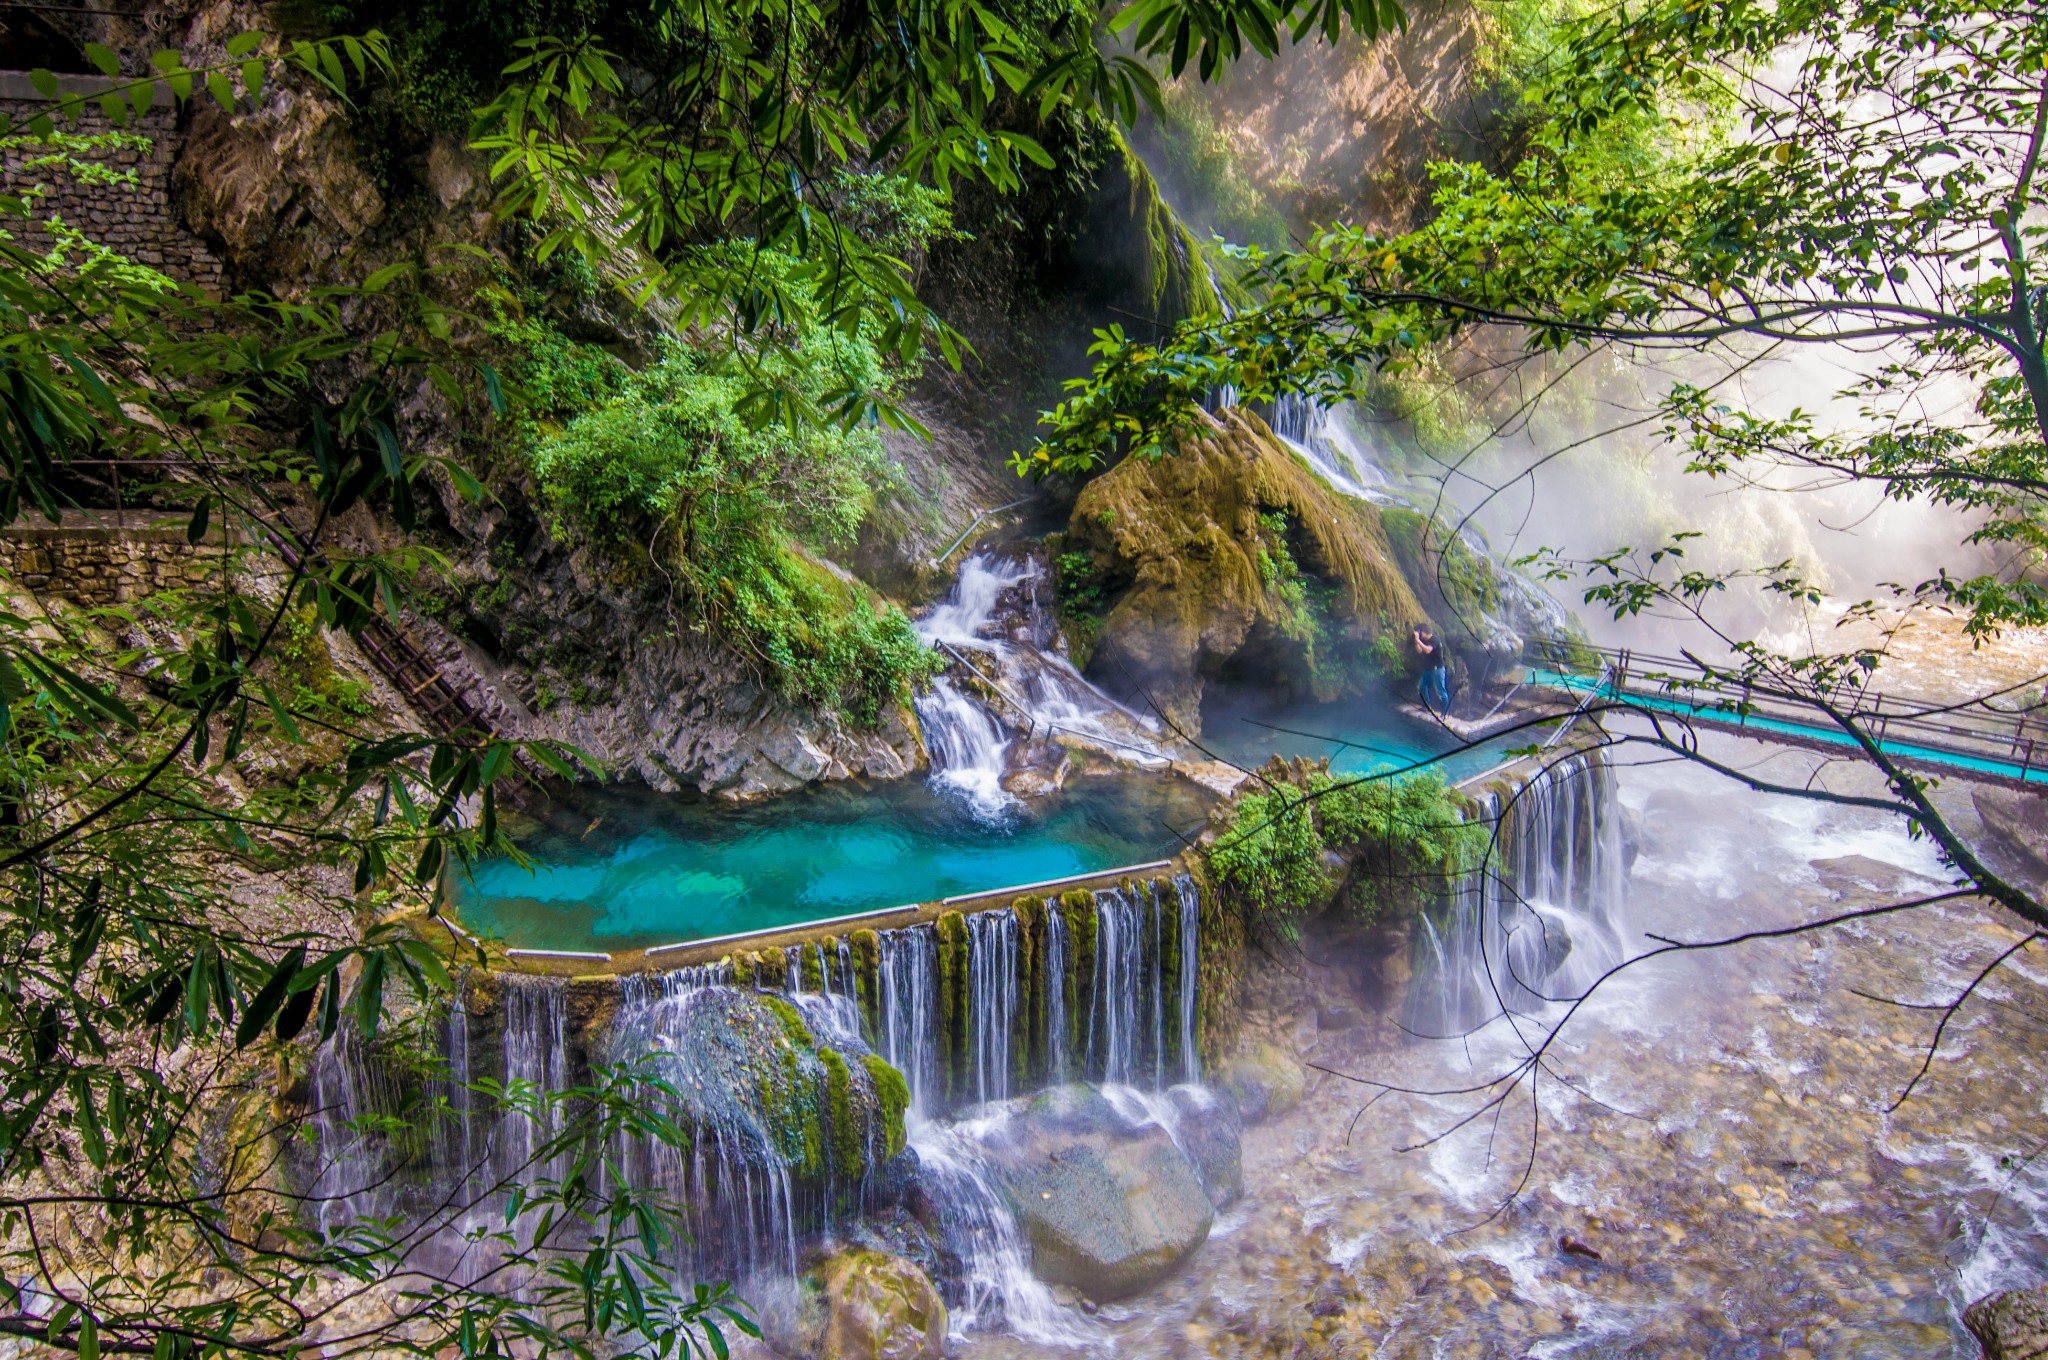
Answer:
[
  {"left": 0, "top": 511, "right": 230, "bottom": 608},
  {"left": 0, "top": 71, "right": 226, "bottom": 289}
]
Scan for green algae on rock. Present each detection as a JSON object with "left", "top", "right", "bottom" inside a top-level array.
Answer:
[{"left": 775, "top": 1246, "right": 948, "bottom": 1360}]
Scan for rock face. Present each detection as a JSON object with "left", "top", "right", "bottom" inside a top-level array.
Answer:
[
  {"left": 1219, "top": 1041, "right": 1307, "bottom": 1125},
  {"left": 1377, "top": 503, "right": 1579, "bottom": 689},
  {"left": 1064, "top": 408, "right": 1429, "bottom": 732},
  {"left": 773, "top": 1247, "right": 947, "bottom": 1360},
  {"left": 989, "top": 1086, "right": 1218, "bottom": 1301},
  {"left": 406, "top": 520, "right": 925, "bottom": 801},
  {"left": 1966, "top": 1284, "right": 2048, "bottom": 1360},
  {"left": 1167, "top": 1085, "right": 1244, "bottom": 1207}
]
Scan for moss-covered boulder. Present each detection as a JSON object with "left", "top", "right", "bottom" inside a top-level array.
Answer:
[
  {"left": 608, "top": 988, "right": 906, "bottom": 1186},
  {"left": 772, "top": 1246, "right": 948, "bottom": 1360},
  {"left": 1064, "top": 408, "right": 1429, "bottom": 732},
  {"left": 1219, "top": 1040, "right": 1306, "bottom": 1124}
]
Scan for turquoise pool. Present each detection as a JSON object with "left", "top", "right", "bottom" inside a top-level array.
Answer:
[
  {"left": 450, "top": 773, "right": 1215, "bottom": 953},
  {"left": 1198, "top": 693, "right": 1508, "bottom": 784}
]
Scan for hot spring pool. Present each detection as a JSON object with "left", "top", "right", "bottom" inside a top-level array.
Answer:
[
  {"left": 449, "top": 773, "right": 1216, "bottom": 953},
  {"left": 451, "top": 699, "right": 1496, "bottom": 953}
]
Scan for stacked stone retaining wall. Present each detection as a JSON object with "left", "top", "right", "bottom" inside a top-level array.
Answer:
[
  {"left": 0, "top": 71, "right": 225, "bottom": 289},
  {"left": 0, "top": 511, "right": 232, "bottom": 607}
]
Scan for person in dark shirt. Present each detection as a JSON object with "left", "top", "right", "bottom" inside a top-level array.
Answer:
[{"left": 1414, "top": 625, "right": 1450, "bottom": 711}]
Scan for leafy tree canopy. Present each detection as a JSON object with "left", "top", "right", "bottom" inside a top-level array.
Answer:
[{"left": 1032, "top": 0, "right": 2048, "bottom": 637}]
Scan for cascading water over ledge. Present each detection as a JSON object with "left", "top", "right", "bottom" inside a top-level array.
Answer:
[
  {"left": 1406, "top": 746, "right": 1630, "bottom": 1039},
  {"left": 294, "top": 872, "right": 1214, "bottom": 1336},
  {"left": 912, "top": 550, "right": 1171, "bottom": 820}
]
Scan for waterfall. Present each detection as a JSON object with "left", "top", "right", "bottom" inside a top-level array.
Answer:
[
  {"left": 913, "top": 677, "right": 1018, "bottom": 821},
  {"left": 1176, "top": 874, "right": 1201, "bottom": 1082},
  {"left": 968, "top": 911, "right": 1021, "bottom": 1105},
  {"left": 1088, "top": 887, "right": 1141, "bottom": 1085},
  {"left": 304, "top": 1024, "right": 409, "bottom": 1232},
  {"left": 498, "top": 976, "right": 573, "bottom": 1187},
  {"left": 1406, "top": 749, "right": 1629, "bottom": 1038},
  {"left": 301, "top": 872, "right": 1207, "bottom": 1342},
  {"left": 904, "top": 1110, "right": 1097, "bottom": 1345},
  {"left": 1043, "top": 905, "right": 1069, "bottom": 1083},
  {"left": 1263, "top": 394, "right": 1388, "bottom": 502},
  {"left": 608, "top": 977, "right": 806, "bottom": 1281},
  {"left": 913, "top": 552, "right": 1168, "bottom": 815},
  {"left": 877, "top": 924, "right": 941, "bottom": 1117}
]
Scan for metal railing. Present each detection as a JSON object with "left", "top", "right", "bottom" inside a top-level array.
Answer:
[{"left": 1525, "top": 641, "right": 2048, "bottom": 783}]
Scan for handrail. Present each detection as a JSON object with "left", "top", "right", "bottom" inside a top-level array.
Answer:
[
  {"left": 940, "top": 861, "right": 1175, "bottom": 905},
  {"left": 1527, "top": 645, "right": 2047, "bottom": 784},
  {"left": 932, "top": 496, "right": 1036, "bottom": 566}
]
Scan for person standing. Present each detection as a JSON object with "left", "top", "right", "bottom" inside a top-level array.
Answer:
[{"left": 1414, "top": 625, "right": 1450, "bottom": 711}]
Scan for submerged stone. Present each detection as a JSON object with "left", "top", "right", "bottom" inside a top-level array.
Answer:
[
  {"left": 1168, "top": 1084, "right": 1244, "bottom": 1207},
  {"left": 1966, "top": 1283, "right": 2048, "bottom": 1360},
  {"left": 1220, "top": 1041, "right": 1306, "bottom": 1124}
]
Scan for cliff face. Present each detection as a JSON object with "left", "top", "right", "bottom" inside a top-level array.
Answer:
[{"left": 1145, "top": 0, "right": 1508, "bottom": 239}]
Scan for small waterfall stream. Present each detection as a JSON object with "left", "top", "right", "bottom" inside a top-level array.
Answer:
[
  {"left": 1265, "top": 393, "right": 1390, "bottom": 501},
  {"left": 299, "top": 752, "right": 1632, "bottom": 1346},
  {"left": 913, "top": 551, "right": 1169, "bottom": 820},
  {"left": 303, "top": 871, "right": 1211, "bottom": 1343}
]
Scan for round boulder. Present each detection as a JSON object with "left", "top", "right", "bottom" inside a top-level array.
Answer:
[
  {"left": 775, "top": 1246, "right": 947, "bottom": 1360},
  {"left": 1219, "top": 1041, "right": 1305, "bottom": 1124},
  {"left": 995, "top": 1085, "right": 1214, "bottom": 1301}
]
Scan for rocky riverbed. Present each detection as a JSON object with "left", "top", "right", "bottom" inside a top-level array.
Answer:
[{"left": 947, "top": 726, "right": 2048, "bottom": 1357}]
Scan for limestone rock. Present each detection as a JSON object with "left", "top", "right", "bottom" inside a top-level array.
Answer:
[
  {"left": 1966, "top": 1283, "right": 2048, "bottom": 1360},
  {"left": 1064, "top": 408, "right": 1429, "bottom": 733},
  {"left": 992, "top": 1086, "right": 1215, "bottom": 1300},
  {"left": 1220, "top": 1041, "right": 1306, "bottom": 1124},
  {"left": 1973, "top": 786, "right": 2048, "bottom": 896},
  {"left": 776, "top": 1247, "right": 947, "bottom": 1360}
]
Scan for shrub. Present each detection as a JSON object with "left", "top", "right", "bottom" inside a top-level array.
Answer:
[{"left": 1206, "top": 763, "right": 1483, "bottom": 939}]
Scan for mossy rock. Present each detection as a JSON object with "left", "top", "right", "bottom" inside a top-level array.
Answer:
[
  {"left": 608, "top": 989, "right": 905, "bottom": 1186},
  {"left": 1067, "top": 408, "right": 1429, "bottom": 732},
  {"left": 772, "top": 1245, "right": 947, "bottom": 1360},
  {"left": 1220, "top": 1041, "right": 1305, "bottom": 1124}
]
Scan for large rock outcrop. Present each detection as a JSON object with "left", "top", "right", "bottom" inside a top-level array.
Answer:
[
  {"left": 987, "top": 1085, "right": 1219, "bottom": 1301},
  {"left": 1063, "top": 408, "right": 1430, "bottom": 732}
]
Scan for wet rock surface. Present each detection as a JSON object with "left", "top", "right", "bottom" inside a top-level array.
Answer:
[
  {"left": 988, "top": 1086, "right": 1217, "bottom": 1300},
  {"left": 774, "top": 1246, "right": 948, "bottom": 1360},
  {"left": 1167, "top": 1086, "right": 1244, "bottom": 1208},
  {"left": 956, "top": 740, "right": 2048, "bottom": 1359},
  {"left": 1966, "top": 1284, "right": 2048, "bottom": 1360},
  {"left": 1972, "top": 785, "right": 2048, "bottom": 895},
  {"left": 1218, "top": 1041, "right": 1305, "bottom": 1124},
  {"left": 1063, "top": 408, "right": 1429, "bottom": 733}
]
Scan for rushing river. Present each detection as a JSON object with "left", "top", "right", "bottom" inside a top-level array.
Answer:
[{"left": 959, "top": 724, "right": 2048, "bottom": 1358}]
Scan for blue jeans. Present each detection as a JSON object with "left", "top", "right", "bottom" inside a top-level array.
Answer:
[{"left": 1419, "top": 665, "right": 1449, "bottom": 710}]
